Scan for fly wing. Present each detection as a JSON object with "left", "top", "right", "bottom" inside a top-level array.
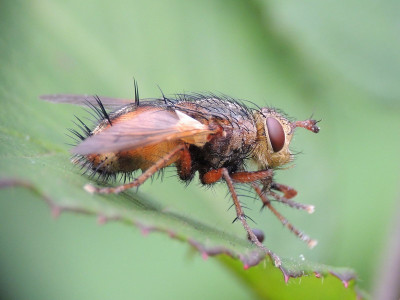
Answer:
[
  {"left": 40, "top": 94, "right": 133, "bottom": 109},
  {"left": 72, "top": 108, "right": 216, "bottom": 155}
]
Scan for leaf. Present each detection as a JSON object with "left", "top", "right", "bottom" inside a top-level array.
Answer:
[
  {"left": 219, "top": 256, "right": 364, "bottom": 299},
  {"left": 0, "top": 98, "right": 363, "bottom": 299},
  {"left": 256, "top": 0, "right": 400, "bottom": 105},
  {"left": 1, "top": 0, "right": 387, "bottom": 298}
]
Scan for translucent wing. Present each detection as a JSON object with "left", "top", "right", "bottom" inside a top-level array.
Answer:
[
  {"left": 72, "top": 108, "right": 216, "bottom": 155},
  {"left": 40, "top": 94, "right": 134, "bottom": 109}
]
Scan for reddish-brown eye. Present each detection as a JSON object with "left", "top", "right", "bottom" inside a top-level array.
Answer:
[{"left": 266, "top": 117, "right": 285, "bottom": 152}]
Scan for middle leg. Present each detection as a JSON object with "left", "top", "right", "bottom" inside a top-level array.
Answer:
[
  {"left": 201, "top": 168, "right": 282, "bottom": 266},
  {"left": 221, "top": 168, "right": 282, "bottom": 267}
]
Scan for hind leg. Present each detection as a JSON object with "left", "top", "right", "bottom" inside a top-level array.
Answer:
[{"left": 85, "top": 144, "right": 185, "bottom": 194}]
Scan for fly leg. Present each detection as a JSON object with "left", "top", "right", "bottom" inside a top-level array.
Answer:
[
  {"left": 201, "top": 168, "right": 282, "bottom": 267},
  {"left": 252, "top": 184, "right": 317, "bottom": 248},
  {"left": 268, "top": 189, "right": 315, "bottom": 213},
  {"left": 202, "top": 169, "right": 273, "bottom": 184},
  {"left": 203, "top": 168, "right": 316, "bottom": 249},
  {"left": 85, "top": 144, "right": 185, "bottom": 194},
  {"left": 222, "top": 169, "right": 282, "bottom": 267},
  {"left": 232, "top": 172, "right": 314, "bottom": 212},
  {"left": 271, "top": 182, "right": 297, "bottom": 199}
]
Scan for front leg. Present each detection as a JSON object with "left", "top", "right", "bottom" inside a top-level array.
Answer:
[
  {"left": 271, "top": 182, "right": 297, "bottom": 199},
  {"left": 262, "top": 179, "right": 314, "bottom": 213},
  {"left": 201, "top": 168, "right": 316, "bottom": 249},
  {"left": 252, "top": 184, "right": 317, "bottom": 249}
]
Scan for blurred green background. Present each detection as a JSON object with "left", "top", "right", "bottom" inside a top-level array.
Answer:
[{"left": 0, "top": 0, "right": 399, "bottom": 299}]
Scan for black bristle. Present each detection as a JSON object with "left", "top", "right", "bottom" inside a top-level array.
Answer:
[
  {"left": 93, "top": 95, "right": 112, "bottom": 125},
  {"left": 66, "top": 96, "right": 119, "bottom": 182},
  {"left": 85, "top": 100, "right": 104, "bottom": 120},
  {"left": 157, "top": 85, "right": 171, "bottom": 106},
  {"left": 74, "top": 116, "right": 92, "bottom": 137},
  {"left": 134, "top": 79, "right": 140, "bottom": 106},
  {"left": 67, "top": 128, "right": 85, "bottom": 141}
]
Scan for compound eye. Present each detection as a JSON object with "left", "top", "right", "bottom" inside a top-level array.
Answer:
[{"left": 266, "top": 117, "right": 285, "bottom": 152}]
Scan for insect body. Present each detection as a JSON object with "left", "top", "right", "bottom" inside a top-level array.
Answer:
[{"left": 41, "top": 84, "right": 320, "bottom": 266}]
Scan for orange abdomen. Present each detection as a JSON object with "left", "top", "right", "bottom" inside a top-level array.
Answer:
[{"left": 86, "top": 140, "right": 182, "bottom": 174}]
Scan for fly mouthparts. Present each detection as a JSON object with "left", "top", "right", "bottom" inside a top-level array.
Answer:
[{"left": 291, "top": 119, "right": 320, "bottom": 133}]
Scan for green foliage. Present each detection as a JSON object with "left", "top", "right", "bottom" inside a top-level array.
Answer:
[
  {"left": 1, "top": 0, "right": 399, "bottom": 299},
  {"left": 0, "top": 106, "right": 359, "bottom": 298}
]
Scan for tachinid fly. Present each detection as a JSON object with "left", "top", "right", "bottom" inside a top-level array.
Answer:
[{"left": 41, "top": 82, "right": 320, "bottom": 266}]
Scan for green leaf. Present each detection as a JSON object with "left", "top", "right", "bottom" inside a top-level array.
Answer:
[
  {"left": 257, "top": 0, "right": 400, "bottom": 105},
  {"left": 0, "top": 76, "right": 362, "bottom": 299},
  {"left": 4, "top": 0, "right": 399, "bottom": 299},
  {"left": 219, "top": 255, "right": 362, "bottom": 299},
  {"left": 0, "top": 145, "right": 361, "bottom": 300}
]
